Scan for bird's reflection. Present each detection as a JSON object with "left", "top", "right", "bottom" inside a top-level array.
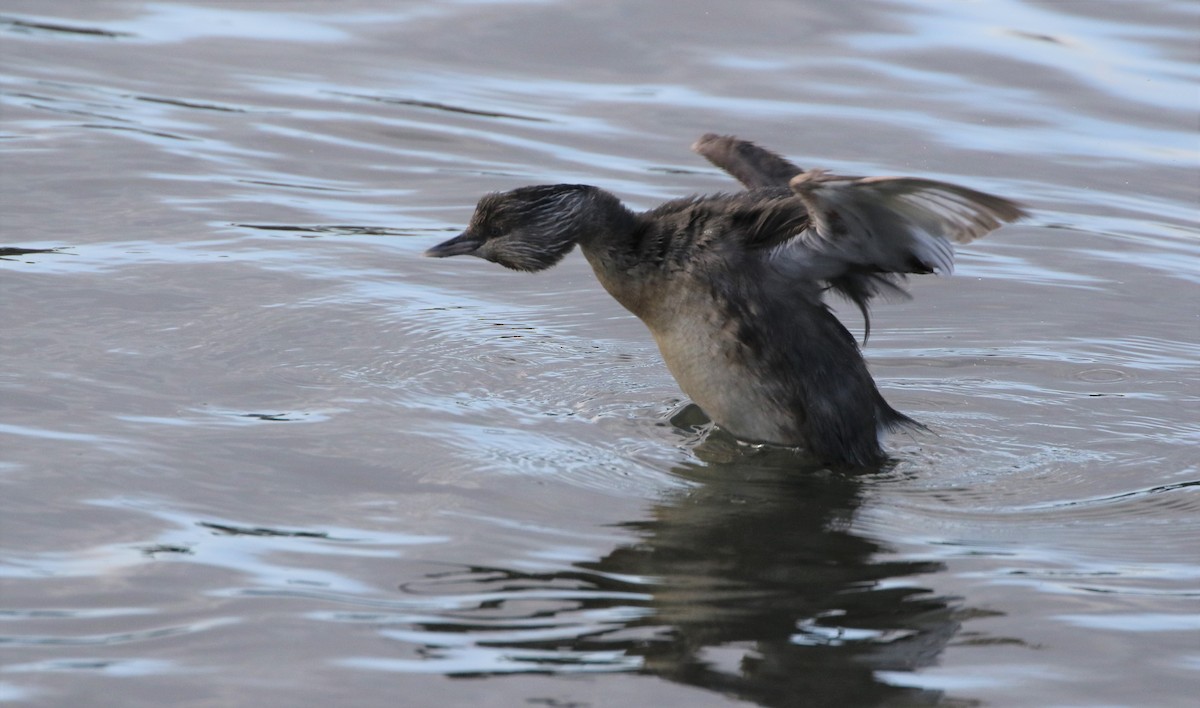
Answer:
[{"left": 400, "top": 425, "right": 956, "bottom": 706}]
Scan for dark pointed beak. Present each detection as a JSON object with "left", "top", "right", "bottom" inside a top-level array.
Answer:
[{"left": 424, "top": 231, "right": 484, "bottom": 258}]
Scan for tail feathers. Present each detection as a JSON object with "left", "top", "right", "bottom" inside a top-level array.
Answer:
[
  {"left": 877, "top": 396, "right": 929, "bottom": 435},
  {"left": 808, "top": 397, "right": 927, "bottom": 468}
]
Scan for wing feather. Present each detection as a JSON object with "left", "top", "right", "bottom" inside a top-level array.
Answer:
[
  {"left": 788, "top": 170, "right": 1027, "bottom": 275},
  {"left": 692, "top": 133, "right": 803, "bottom": 190},
  {"left": 687, "top": 135, "right": 1028, "bottom": 342}
]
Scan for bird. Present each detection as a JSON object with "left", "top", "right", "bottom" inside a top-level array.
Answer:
[{"left": 425, "top": 134, "right": 1026, "bottom": 466}]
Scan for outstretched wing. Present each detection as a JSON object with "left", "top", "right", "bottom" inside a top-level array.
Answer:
[
  {"left": 689, "top": 135, "right": 1027, "bottom": 341},
  {"left": 787, "top": 169, "right": 1022, "bottom": 340},
  {"left": 773, "top": 170, "right": 1025, "bottom": 341},
  {"left": 692, "top": 133, "right": 803, "bottom": 189},
  {"left": 792, "top": 170, "right": 1027, "bottom": 276},
  {"left": 787, "top": 170, "right": 1027, "bottom": 275}
]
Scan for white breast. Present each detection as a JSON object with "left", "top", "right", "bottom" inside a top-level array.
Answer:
[{"left": 645, "top": 291, "right": 796, "bottom": 445}]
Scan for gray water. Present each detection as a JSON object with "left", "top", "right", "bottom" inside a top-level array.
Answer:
[{"left": 2, "top": 1, "right": 1198, "bottom": 706}]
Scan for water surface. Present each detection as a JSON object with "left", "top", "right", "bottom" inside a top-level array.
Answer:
[{"left": 2, "top": 1, "right": 1198, "bottom": 706}]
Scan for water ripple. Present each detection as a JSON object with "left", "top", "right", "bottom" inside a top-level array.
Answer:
[{"left": 2, "top": 0, "right": 1197, "bottom": 705}]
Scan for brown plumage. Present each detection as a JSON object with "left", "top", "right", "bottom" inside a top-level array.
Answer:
[{"left": 426, "top": 135, "right": 1026, "bottom": 466}]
